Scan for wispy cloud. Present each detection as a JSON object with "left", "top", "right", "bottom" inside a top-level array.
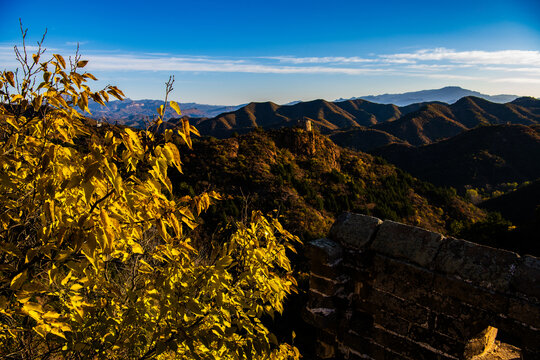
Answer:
[
  {"left": 381, "top": 48, "right": 540, "bottom": 66},
  {"left": 66, "top": 41, "right": 88, "bottom": 46},
  {"left": 492, "top": 77, "right": 540, "bottom": 84},
  {"left": 1, "top": 45, "right": 539, "bottom": 86},
  {"left": 266, "top": 56, "right": 375, "bottom": 64}
]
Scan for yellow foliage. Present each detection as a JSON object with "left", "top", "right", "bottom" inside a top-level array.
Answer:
[{"left": 0, "top": 30, "right": 300, "bottom": 359}]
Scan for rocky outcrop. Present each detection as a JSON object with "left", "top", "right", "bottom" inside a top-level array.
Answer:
[{"left": 304, "top": 212, "right": 540, "bottom": 359}]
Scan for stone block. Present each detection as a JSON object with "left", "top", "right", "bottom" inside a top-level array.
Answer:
[
  {"left": 369, "top": 325, "right": 457, "bottom": 360},
  {"left": 507, "top": 296, "right": 540, "bottom": 327},
  {"left": 310, "top": 274, "right": 342, "bottom": 296},
  {"left": 307, "top": 289, "right": 335, "bottom": 309},
  {"left": 433, "top": 237, "right": 520, "bottom": 293},
  {"left": 311, "top": 261, "right": 341, "bottom": 279},
  {"left": 373, "top": 309, "right": 410, "bottom": 336},
  {"left": 306, "top": 238, "right": 343, "bottom": 266},
  {"left": 493, "top": 316, "right": 540, "bottom": 350},
  {"left": 302, "top": 306, "right": 338, "bottom": 333},
  {"left": 371, "top": 254, "right": 436, "bottom": 305},
  {"left": 463, "top": 326, "right": 497, "bottom": 360},
  {"left": 358, "top": 287, "right": 430, "bottom": 326},
  {"left": 510, "top": 255, "right": 540, "bottom": 301},
  {"left": 434, "top": 313, "right": 490, "bottom": 341},
  {"left": 347, "top": 310, "right": 374, "bottom": 336},
  {"left": 432, "top": 273, "right": 509, "bottom": 314},
  {"left": 341, "top": 330, "right": 371, "bottom": 353},
  {"left": 329, "top": 212, "right": 382, "bottom": 249},
  {"left": 408, "top": 324, "right": 465, "bottom": 358},
  {"left": 370, "top": 220, "right": 443, "bottom": 268}
]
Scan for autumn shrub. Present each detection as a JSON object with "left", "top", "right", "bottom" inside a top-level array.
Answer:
[{"left": 0, "top": 27, "right": 300, "bottom": 359}]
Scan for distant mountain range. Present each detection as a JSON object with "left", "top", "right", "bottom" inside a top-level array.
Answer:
[
  {"left": 182, "top": 95, "right": 540, "bottom": 195},
  {"left": 86, "top": 87, "right": 521, "bottom": 127},
  {"left": 190, "top": 95, "right": 540, "bottom": 144},
  {"left": 336, "top": 86, "right": 518, "bottom": 106},
  {"left": 86, "top": 99, "right": 243, "bottom": 127}
]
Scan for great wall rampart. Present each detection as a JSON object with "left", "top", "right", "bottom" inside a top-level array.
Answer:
[{"left": 303, "top": 212, "right": 540, "bottom": 359}]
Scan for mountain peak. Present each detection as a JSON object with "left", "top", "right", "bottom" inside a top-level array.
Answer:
[{"left": 345, "top": 86, "right": 518, "bottom": 106}]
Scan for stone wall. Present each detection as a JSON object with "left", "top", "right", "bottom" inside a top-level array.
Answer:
[{"left": 303, "top": 212, "right": 540, "bottom": 359}]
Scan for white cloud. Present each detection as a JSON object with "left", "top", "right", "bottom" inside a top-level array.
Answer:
[
  {"left": 0, "top": 45, "right": 538, "bottom": 89},
  {"left": 382, "top": 48, "right": 540, "bottom": 66},
  {"left": 267, "top": 56, "right": 375, "bottom": 64},
  {"left": 492, "top": 77, "right": 540, "bottom": 84}
]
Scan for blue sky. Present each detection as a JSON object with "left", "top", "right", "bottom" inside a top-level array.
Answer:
[{"left": 2, "top": 0, "right": 540, "bottom": 104}]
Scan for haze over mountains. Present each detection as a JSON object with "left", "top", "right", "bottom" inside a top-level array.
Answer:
[
  {"left": 338, "top": 86, "right": 518, "bottom": 106},
  {"left": 87, "top": 86, "right": 519, "bottom": 127},
  {"left": 85, "top": 86, "right": 540, "bottom": 198},
  {"left": 86, "top": 99, "right": 243, "bottom": 127}
]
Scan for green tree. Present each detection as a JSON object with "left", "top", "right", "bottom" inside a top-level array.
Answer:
[{"left": 0, "top": 26, "right": 300, "bottom": 360}]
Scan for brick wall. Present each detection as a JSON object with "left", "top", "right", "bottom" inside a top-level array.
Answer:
[{"left": 303, "top": 212, "right": 540, "bottom": 359}]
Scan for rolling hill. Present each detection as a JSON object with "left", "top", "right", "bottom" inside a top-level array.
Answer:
[{"left": 372, "top": 124, "right": 540, "bottom": 191}]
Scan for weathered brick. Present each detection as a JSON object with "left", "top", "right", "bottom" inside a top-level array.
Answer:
[
  {"left": 310, "top": 260, "right": 342, "bottom": 280},
  {"left": 306, "top": 238, "right": 343, "bottom": 266},
  {"left": 347, "top": 311, "right": 375, "bottom": 336},
  {"left": 307, "top": 289, "right": 335, "bottom": 309},
  {"left": 330, "top": 212, "right": 382, "bottom": 249},
  {"left": 341, "top": 329, "right": 374, "bottom": 354},
  {"left": 432, "top": 273, "right": 509, "bottom": 314},
  {"left": 369, "top": 326, "right": 457, "bottom": 360},
  {"left": 370, "top": 220, "right": 443, "bottom": 268},
  {"left": 434, "top": 313, "right": 490, "bottom": 341},
  {"left": 371, "top": 254, "right": 436, "bottom": 305},
  {"left": 433, "top": 237, "right": 520, "bottom": 293},
  {"left": 408, "top": 324, "right": 466, "bottom": 358},
  {"left": 357, "top": 287, "right": 430, "bottom": 326},
  {"left": 310, "top": 274, "right": 342, "bottom": 296},
  {"left": 372, "top": 309, "right": 410, "bottom": 336},
  {"left": 510, "top": 255, "right": 540, "bottom": 301},
  {"left": 493, "top": 316, "right": 540, "bottom": 350},
  {"left": 302, "top": 307, "right": 339, "bottom": 333},
  {"left": 507, "top": 296, "right": 540, "bottom": 327}
]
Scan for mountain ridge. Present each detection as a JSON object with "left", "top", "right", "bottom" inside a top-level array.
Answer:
[{"left": 338, "top": 86, "right": 519, "bottom": 106}]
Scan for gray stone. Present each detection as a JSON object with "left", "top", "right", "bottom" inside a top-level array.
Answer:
[
  {"left": 433, "top": 237, "right": 520, "bottom": 292},
  {"left": 370, "top": 220, "right": 444, "bottom": 268},
  {"left": 306, "top": 238, "right": 343, "bottom": 265},
  {"left": 329, "top": 212, "right": 382, "bottom": 249},
  {"left": 510, "top": 255, "right": 540, "bottom": 300}
]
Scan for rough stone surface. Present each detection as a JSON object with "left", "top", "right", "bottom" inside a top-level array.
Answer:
[
  {"left": 510, "top": 255, "right": 540, "bottom": 300},
  {"left": 370, "top": 220, "right": 444, "bottom": 267},
  {"left": 329, "top": 212, "right": 382, "bottom": 249},
  {"left": 305, "top": 237, "right": 343, "bottom": 265},
  {"left": 433, "top": 237, "right": 520, "bottom": 292},
  {"left": 304, "top": 213, "right": 539, "bottom": 360}
]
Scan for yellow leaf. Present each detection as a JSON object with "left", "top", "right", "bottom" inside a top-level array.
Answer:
[
  {"left": 53, "top": 54, "right": 66, "bottom": 69},
  {"left": 77, "top": 60, "right": 88, "bottom": 68},
  {"left": 5, "top": 71, "right": 15, "bottom": 87},
  {"left": 157, "top": 105, "right": 164, "bottom": 117},
  {"left": 164, "top": 143, "right": 182, "bottom": 172},
  {"left": 170, "top": 101, "right": 182, "bottom": 116},
  {"left": 131, "top": 242, "right": 144, "bottom": 254},
  {"left": 84, "top": 72, "right": 98, "bottom": 81},
  {"left": 23, "top": 302, "right": 44, "bottom": 314},
  {"left": 10, "top": 271, "right": 27, "bottom": 290},
  {"left": 33, "top": 324, "right": 51, "bottom": 338}
]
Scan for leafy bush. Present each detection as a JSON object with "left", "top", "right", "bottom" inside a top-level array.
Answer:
[{"left": 0, "top": 28, "right": 299, "bottom": 359}]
